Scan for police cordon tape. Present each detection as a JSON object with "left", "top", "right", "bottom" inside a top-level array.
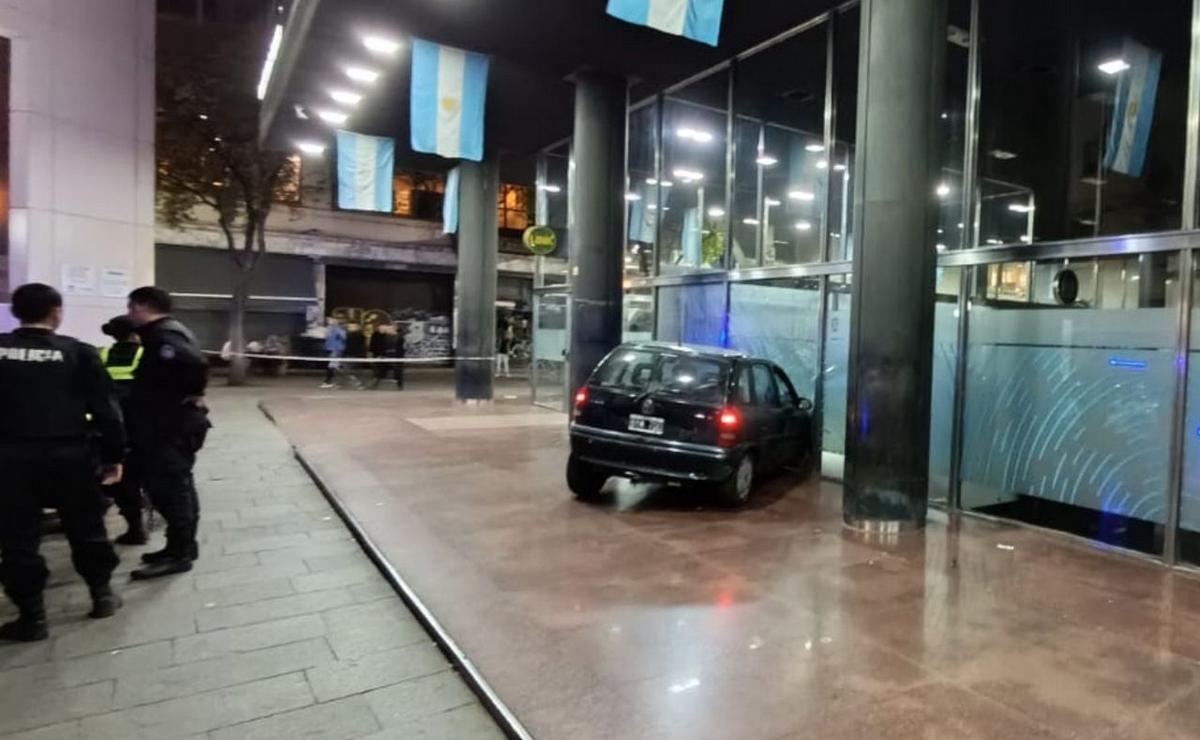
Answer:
[{"left": 201, "top": 350, "right": 498, "bottom": 364}]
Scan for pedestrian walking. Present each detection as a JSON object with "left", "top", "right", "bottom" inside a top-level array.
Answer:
[
  {"left": 125, "top": 287, "right": 210, "bottom": 580},
  {"left": 368, "top": 322, "right": 404, "bottom": 389},
  {"left": 320, "top": 316, "right": 347, "bottom": 389},
  {"left": 0, "top": 283, "right": 125, "bottom": 641},
  {"left": 100, "top": 315, "right": 148, "bottom": 545}
]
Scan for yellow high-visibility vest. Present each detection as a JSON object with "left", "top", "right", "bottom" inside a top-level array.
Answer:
[{"left": 100, "top": 344, "right": 144, "bottom": 382}]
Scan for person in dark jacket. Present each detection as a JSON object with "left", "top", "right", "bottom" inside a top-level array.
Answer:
[
  {"left": 0, "top": 283, "right": 125, "bottom": 641},
  {"left": 368, "top": 322, "right": 405, "bottom": 389},
  {"left": 100, "top": 316, "right": 147, "bottom": 545},
  {"left": 343, "top": 322, "right": 367, "bottom": 389},
  {"left": 125, "top": 286, "right": 210, "bottom": 580}
]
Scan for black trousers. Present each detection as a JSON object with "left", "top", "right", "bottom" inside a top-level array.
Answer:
[
  {"left": 0, "top": 443, "right": 118, "bottom": 604},
  {"left": 134, "top": 407, "right": 209, "bottom": 559},
  {"left": 373, "top": 360, "right": 404, "bottom": 388},
  {"left": 109, "top": 453, "right": 143, "bottom": 525}
]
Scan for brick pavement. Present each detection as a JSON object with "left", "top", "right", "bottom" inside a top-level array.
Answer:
[{"left": 0, "top": 385, "right": 504, "bottom": 740}]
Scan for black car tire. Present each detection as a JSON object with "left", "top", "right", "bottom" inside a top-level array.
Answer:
[
  {"left": 714, "top": 452, "right": 755, "bottom": 508},
  {"left": 567, "top": 455, "right": 608, "bottom": 501}
]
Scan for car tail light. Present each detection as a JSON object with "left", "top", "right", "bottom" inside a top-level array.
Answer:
[
  {"left": 573, "top": 387, "right": 588, "bottom": 418},
  {"left": 717, "top": 406, "right": 740, "bottom": 447}
]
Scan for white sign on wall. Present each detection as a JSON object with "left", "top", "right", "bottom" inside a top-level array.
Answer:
[
  {"left": 61, "top": 264, "right": 97, "bottom": 296},
  {"left": 99, "top": 267, "right": 132, "bottom": 298}
]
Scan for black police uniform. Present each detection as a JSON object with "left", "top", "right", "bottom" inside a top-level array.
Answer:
[
  {"left": 102, "top": 340, "right": 147, "bottom": 542},
  {"left": 127, "top": 317, "right": 209, "bottom": 573},
  {"left": 0, "top": 327, "right": 124, "bottom": 631}
]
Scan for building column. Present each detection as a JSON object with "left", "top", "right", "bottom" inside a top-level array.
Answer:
[
  {"left": 455, "top": 158, "right": 499, "bottom": 401},
  {"left": 568, "top": 71, "right": 627, "bottom": 393},
  {"left": 844, "top": 0, "right": 945, "bottom": 531}
]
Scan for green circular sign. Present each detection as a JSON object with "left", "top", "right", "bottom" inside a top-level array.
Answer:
[{"left": 522, "top": 225, "right": 558, "bottom": 256}]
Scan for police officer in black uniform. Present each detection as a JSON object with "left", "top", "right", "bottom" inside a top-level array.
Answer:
[
  {"left": 125, "top": 287, "right": 210, "bottom": 580},
  {"left": 0, "top": 283, "right": 125, "bottom": 642},
  {"left": 100, "top": 315, "right": 147, "bottom": 545}
]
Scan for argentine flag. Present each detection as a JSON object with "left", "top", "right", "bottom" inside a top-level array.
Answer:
[
  {"left": 606, "top": 0, "right": 724, "bottom": 47},
  {"left": 335, "top": 131, "right": 395, "bottom": 213},
  {"left": 1105, "top": 39, "right": 1162, "bottom": 178},
  {"left": 411, "top": 39, "right": 489, "bottom": 162}
]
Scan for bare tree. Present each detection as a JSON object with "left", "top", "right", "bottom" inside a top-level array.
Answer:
[{"left": 156, "top": 17, "right": 296, "bottom": 385}]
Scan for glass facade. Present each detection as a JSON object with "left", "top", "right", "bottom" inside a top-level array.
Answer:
[{"left": 620, "top": 0, "right": 1200, "bottom": 567}]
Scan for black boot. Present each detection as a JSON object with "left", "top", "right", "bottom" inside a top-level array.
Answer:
[
  {"left": 115, "top": 517, "right": 148, "bottom": 546},
  {"left": 0, "top": 596, "right": 48, "bottom": 642},
  {"left": 88, "top": 584, "right": 123, "bottom": 619},
  {"left": 141, "top": 540, "right": 197, "bottom": 563},
  {"left": 130, "top": 558, "right": 193, "bottom": 580}
]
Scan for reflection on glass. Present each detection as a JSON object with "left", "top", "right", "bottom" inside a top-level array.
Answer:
[
  {"left": 659, "top": 71, "right": 729, "bottom": 274},
  {"left": 622, "top": 288, "right": 654, "bottom": 343},
  {"left": 626, "top": 102, "right": 659, "bottom": 278},
  {"left": 656, "top": 284, "right": 726, "bottom": 346},
  {"left": 929, "top": 267, "right": 962, "bottom": 504},
  {"left": 822, "top": 274, "right": 851, "bottom": 479},
  {"left": 532, "top": 291, "right": 569, "bottom": 411},
  {"left": 960, "top": 254, "right": 1178, "bottom": 555},
  {"left": 829, "top": 7, "right": 859, "bottom": 261},
  {"left": 978, "top": 0, "right": 1189, "bottom": 244},
  {"left": 727, "top": 278, "right": 821, "bottom": 400}
]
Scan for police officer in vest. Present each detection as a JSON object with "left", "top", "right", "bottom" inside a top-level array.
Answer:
[
  {"left": 0, "top": 283, "right": 125, "bottom": 641},
  {"left": 125, "top": 287, "right": 210, "bottom": 580},
  {"left": 100, "top": 315, "right": 147, "bottom": 545}
]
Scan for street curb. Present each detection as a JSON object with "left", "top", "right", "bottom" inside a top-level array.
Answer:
[{"left": 257, "top": 401, "right": 535, "bottom": 740}]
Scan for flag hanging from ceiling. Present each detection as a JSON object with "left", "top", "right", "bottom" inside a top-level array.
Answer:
[
  {"left": 1105, "top": 39, "right": 1162, "bottom": 178},
  {"left": 335, "top": 131, "right": 395, "bottom": 212},
  {"left": 443, "top": 166, "right": 461, "bottom": 235},
  {"left": 605, "top": 0, "right": 724, "bottom": 47},
  {"left": 411, "top": 39, "right": 489, "bottom": 162}
]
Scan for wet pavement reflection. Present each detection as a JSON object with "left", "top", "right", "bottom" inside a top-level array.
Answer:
[{"left": 266, "top": 388, "right": 1200, "bottom": 740}]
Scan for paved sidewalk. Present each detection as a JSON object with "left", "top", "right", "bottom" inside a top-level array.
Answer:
[{"left": 0, "top": 386, "right": 504, "bottom": 739}]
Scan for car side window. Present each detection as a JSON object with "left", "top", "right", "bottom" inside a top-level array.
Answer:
[
  {"left": 732, "top": 365, "right": 752, "bottom": 405},
  {"left": 774, "top": 368, "right": 798, "bottom": 407},
  {"left": 752, "top": 364, "right": 781, "bottom": 408}
]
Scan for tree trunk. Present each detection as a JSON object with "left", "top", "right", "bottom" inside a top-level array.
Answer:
[{"left": 227, "top": 274, "right": 250, "bottom": 386}]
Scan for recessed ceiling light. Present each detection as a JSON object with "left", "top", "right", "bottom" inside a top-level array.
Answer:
[
  {"left": 989, "top": 149, "right": 1018, "bottom": 160},
  {"left": 815, "top": 160, "right": 828, "bottom": 169},
  {"left": 329, "top": 90, "right": 362, "bottom": 106},
  {"left": 707, "top": 207, "right": 726, "bottom": 218},
  {"left": 539, "top": 184, "right": 562, "bottom": 193},
  {"left": 363, "top": 35, "right": 401, "bottom": 55},
  {"left": 296, "top": 141, "right": 326, "bottom": 155},
  {"left": 788, "top": 190, "right": 816, "bottom": 202},
  {"left": 755, "top": 155, "right": 778, "bottom": 167},
  {"left": 1098, "top": 59, "right": 1130, "bottom": 75},
  {"left": 794, "top": 220, "right": 813, "bottom": 231},
  {"left": 742, "top": 217, "right": 760, "bottom": 226},
  {"left": 833, "top": 163, "right": 846, "bottom": 172},
  {"left": 936, "top": 183, "right": 951, "bottom": 198},
  {"left": 345, "top": 66, "right": 380, "bottom": 83},
  {"left": 317, "top": 109, "right": 349, "bottom": 125},
  {"left": 672, "top": 168, "right": 704, "bottom": 182},
  {"left": 764, "top": 197, "right": 781, "bottom": 207},
  {"left": 1008, "top": 203, "right": 1034, "bottom": 213},
  {"left": 805, "top": 143, "right": 825, "bottom": 153},
  {"left": 624, "top": 192, "right": 641, "bottom": 201}
]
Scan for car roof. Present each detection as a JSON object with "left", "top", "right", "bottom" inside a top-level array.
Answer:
[{"left": 622, "top": 341, "right": 750, "bottom": 360}]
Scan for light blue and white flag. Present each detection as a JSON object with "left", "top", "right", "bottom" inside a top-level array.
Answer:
[
  {"left": 443, "top": 166, "right": 461, "bottom": 235},
  {"left": 335, "top": 131, "right": 395, "bottom": 212},
  {"left": 606, "top": 0, "right": 724, "bottom": 47},
  {"left": 411, "top": 39, "right": 489, "bottom": 162},
  {"left": 1105, "top": 39, "right": 1162, "bottom": 178}
]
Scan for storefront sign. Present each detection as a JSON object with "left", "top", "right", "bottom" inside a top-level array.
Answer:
[{"left": 522, "top": 225, "right": 558, "bottom": 256}]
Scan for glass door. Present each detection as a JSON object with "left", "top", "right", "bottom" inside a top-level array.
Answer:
[{"left": 532, "top": 290, "right": 570, "bottom": 411}]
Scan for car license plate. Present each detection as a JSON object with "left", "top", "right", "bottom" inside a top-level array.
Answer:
[{"left": 628, "top": 414, "right": 665, "bottom": 435}]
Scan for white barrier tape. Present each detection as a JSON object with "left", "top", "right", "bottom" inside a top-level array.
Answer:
[{"left": 202, "top": 350, "right": 497, "bottom": 364}]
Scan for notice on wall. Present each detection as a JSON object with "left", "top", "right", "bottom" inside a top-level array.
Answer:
[
  {"left": 61, "top": 264, "right": 96, "bottom": 296},
  {"left": 100, "top": 267, "right": 132, "bottom": 298}
]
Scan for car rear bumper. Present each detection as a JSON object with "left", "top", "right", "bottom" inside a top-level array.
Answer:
[{"left": 569, "top": 423, "right": 736, "bottom": 483}]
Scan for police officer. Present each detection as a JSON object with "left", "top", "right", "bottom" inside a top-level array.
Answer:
[
  {"left": 100, "top": 315, "right": 147, "bottom": 545},
  {"left": 0, "top": 283, "right": 125, "bottom": 642},
  {"left": 125, "top": 287, "right": 210, "bottom": 580}
]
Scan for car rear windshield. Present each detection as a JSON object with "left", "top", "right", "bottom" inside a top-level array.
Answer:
[{"left": 592, "top": 349, "right": 730, "bottom": 404}]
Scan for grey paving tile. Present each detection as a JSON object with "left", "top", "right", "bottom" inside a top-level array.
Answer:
[
  {"left": 51, "top": 605, "right": 198, "bottom": 660},
  {"left": 292, "top": 564, "right": 380, "bottom": 593},
  {"left": 304, "top": 552, "right": 369, "bottom": 574},
  {"left": 363, "top": 704, "right": 506, "bottom": 740},
  {"left": 349, "top": 580, "right": 397, "bottom": 604},
  {"left": 79, "top": 672, "right": 313, "bottom": 739},
  {"left": 222, "top": 533, "right": 314, "bottom": 555},
  {"left": 209, "top": 694, "right": 381, "bottom": 740},
  {"left": 197, "top": 589, "right": 356, "bottom": 632},
  {"left": 193, "top": 559, "right": 310, "bottom": 591},
  {"left": 173, "top": 614, "right": 327, "bottom": 663},
  {"left": 114, "top": 637, "right": 334, "bottom": 709},
  {"left": 306, "top": 642, "right": 450, "bottom": 702},
  {"left": 364, "top": 671, "right": 476, "bottom": 728},
  {"left": 0, "top": 640, "right": 173, "bottom": 693},
  {"left": 0, "top": 679, "right": 114, "bottom": 734},
  {"left": 183, "top": 576, "right": 295, "bottom": 607}
]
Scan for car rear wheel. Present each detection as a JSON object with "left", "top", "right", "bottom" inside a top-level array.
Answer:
[
  {"left": 714, "top": 453, "right": 755, "bottom": 508},
  {"left": 567, "top": 455, "right": 608, "bottom": 501}
]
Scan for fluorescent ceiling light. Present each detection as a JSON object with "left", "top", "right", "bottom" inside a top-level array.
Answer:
[
  {"left": 788, "top": 190, "right": 816, "bottom": 202},
  {"left": 672, "top": 168, "right": 704, "bottom": 182},
  {"left": 794, "top": 220, "right": 813, "bottom": 231},
  {"left": 1008, "top": 203, "right": 1034, "bottom": 213},
  {"left": 989, "top": 149, "right": 1018, "bottom": 160},
  {"left": 936, "top": 243, "right": 948, "bottom": 252},
  {"left": 805, "top": 143, "right": 825, "bottom": 153},
  {"left": 742, "top": 218, "right": 760, "bottom": 226},
  {"left": 296, "top": 141, "right": 326, "bottom": 155},
  {"left": 1098, "top": 59, "right": 1130, "bottom": 75},
  {"left": 317, "top": 109, "right": 349, "bottom": 125},
  {"left": 345, "top": 66, "right": 380, "bottom": 83},
  {"left": 624, "top": 192, "right": 641, "bottom": 201},
  {"left": 815, "top": 160, "right": 828, "bottom": 170},
  {"left": 538, "top": 184, "right": 562, "bottom": 193},
  {"left": 936, "top": 183, "right": 951, "bottom": 198},
  {"left": 329, "top": 89, "right": 362, "bottom": 105},
  {"left": 256, "top": 24, "right": 284, "bottom": 101},
  {"left": 755, "top": 155, "right": 778, "bottom": 167},
  {"left": 707, "top": 207, "right": 726, "bottom": 218},
  {"left": 198, "top": 113, "right": 209, "bottom": 121},
  {"left": 293, "top": 104, "right": 308, "bottom": 120},
  {"left": 986, "top": 238, "right": 1004, "bottom": 245},
  {"left": 833, "top": 163, "right": 846, "bottom": 172},
  {"left": 648, "top": 204, "right": 658, "bottom": 211},
  {"left": 660, "top": 180, "right": 674, "bottom": 188},
  {"left": 764, "top": 197, "right": 781, "bottom": 207},
  {"left": 363, "top": 35, "right": 401, "bottom": 55},
  {"left": 645, "top": 177, "right": 657, "bottom": 185},
  {"left": 676, "top": 127, "right": 714, "bottom": 143}
]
